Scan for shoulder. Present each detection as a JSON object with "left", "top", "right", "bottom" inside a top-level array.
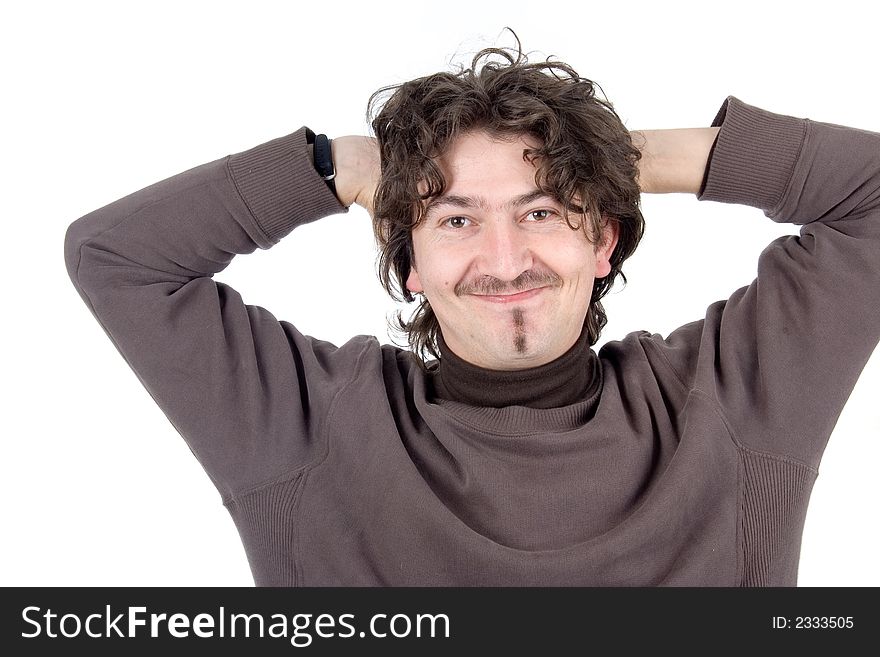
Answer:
[
  {"left": 598, "top": 326, "right": 701, "bottom": 397},
  {"left": 309, "top": 336, "right": 426, "bottom": 417},
  {"left": 294, "top": 330, "right": 421, "bottom": 388}
]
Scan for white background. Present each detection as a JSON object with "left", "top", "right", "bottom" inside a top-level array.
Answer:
[{"left": 3, "top": 0, "right": 878, "bottom": 586}]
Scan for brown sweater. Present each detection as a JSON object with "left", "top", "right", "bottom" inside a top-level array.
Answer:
[{"left": 64, "top": 97, "right": 880, "bottom": 585}]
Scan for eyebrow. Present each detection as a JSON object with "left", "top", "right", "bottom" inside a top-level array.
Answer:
[{"left": 425, "top": 189, "right": 553, "bottom": 214}]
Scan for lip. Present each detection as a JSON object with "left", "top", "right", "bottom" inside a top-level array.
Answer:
[{"left": 471, "top": 286, "right": 548, "bottom": 304}]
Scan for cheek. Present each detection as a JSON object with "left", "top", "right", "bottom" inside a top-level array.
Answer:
[
  {"left": 547, "top": 241, "right": 595, "bottom": 278},
  {"left": 411, "top": 248, "right": 470, "bottom": 295}
]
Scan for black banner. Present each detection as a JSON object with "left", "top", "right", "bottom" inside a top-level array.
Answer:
[{"left": 2, "top": 587, "right": 874, "bottom": 654}]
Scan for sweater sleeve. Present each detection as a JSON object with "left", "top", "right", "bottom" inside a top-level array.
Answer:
[
  {"left": 653, "top": 97, "right": 880, "bottom": 468},
  {"left": 63, "top": 127, "right": 359, "bottom": 503}
]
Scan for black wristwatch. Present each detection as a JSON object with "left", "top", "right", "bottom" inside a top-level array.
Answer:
[{"left": 306, "top": 128, "right": 337, "bottom": 196}]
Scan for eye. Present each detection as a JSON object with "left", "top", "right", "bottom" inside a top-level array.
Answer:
[
  {"left": 525, "top": 209, "right": 555, "bottom": 222},
  {"left": 443, "top": 216, "right": 471, "bottom": 229}
]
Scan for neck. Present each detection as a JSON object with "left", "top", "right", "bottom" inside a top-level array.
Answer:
[{"left": 431, "top": 327, "right": 600, "bottom": 409}]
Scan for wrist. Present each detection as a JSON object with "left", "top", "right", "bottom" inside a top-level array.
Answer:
[
  {"left": 332, "top": 135, "right": 380, "bottom": 213},
  {"left": 633, "top": 127, "right": 720, "bottom": 195}
]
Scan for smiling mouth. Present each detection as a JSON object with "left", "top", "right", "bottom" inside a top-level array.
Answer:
[{"left": 471, "top": 286, "right": 548, "bottom": 304}]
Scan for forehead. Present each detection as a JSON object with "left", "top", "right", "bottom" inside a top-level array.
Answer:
[
  {"left": 431, "top": 131, "right": 544, "bottom": 201},
  {"left": 439, "top": 130, "right": 540, "bottom": 172}
]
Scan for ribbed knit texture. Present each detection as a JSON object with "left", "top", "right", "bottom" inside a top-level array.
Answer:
[
  {"left": 740, "top": 449, "right": 817, "bottom": 586},
  {"left": 228, "top": 474, "right": 306, "bottom": 586},
  {"left": 227, "top": 127, "right": 346, "bottom": 245},
  {"left": 699, "top": 97, "right": 806, "bottom": 214}
]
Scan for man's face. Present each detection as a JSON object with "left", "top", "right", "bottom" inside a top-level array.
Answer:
[{"left": 406, "top": 130, "right": 619, "bottom": 370}]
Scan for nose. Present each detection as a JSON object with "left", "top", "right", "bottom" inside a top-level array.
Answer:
[{"left": 475, "top": 220, "right": 534, "bottom": 282}]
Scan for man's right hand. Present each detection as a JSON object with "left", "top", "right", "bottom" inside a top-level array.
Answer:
[{"left": 332, "top": 136, "right": 381, "bottom": 215}]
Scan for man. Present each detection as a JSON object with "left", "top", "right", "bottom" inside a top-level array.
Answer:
[{"left": 64, "top": 43, "right": 880, "bottom": 586}]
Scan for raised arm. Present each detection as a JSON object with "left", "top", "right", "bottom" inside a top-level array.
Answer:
[
  {"left": 64, "top": 128, "right": 365, "bottom": 502},
  {"left": 646, "top": 97, "right": 880, "bottom": 467}
]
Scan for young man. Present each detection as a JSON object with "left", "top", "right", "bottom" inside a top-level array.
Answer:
[{"left": 64, "top": 45, "right": 880, "bottom": 586}]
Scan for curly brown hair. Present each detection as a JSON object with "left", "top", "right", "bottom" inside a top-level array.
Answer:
[{"left": 368, "top": 36, "right": 645, "bottom": 366}]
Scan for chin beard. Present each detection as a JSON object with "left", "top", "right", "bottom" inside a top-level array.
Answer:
[{"left": 512, "top": 307, "right": 527, "bottom": 354}]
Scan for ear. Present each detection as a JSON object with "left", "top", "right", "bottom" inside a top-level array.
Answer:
[
  {"left": 594, "top": 218, "right": 620, "bottom": 279},
  {"left": 405, "top": 266, "right": 423, "bottom": 294}
]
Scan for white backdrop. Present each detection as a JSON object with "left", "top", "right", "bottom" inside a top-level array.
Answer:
[{"left": 3, "top": 0, "right": 877, "bottom": 586}]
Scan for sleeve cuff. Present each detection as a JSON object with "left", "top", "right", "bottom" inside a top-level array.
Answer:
[
  {"left": 227, "top": 126, "right": 348, "bottom": 247},
  {"left": 697, "top": 96, "right": 807, "bottom": 216}
]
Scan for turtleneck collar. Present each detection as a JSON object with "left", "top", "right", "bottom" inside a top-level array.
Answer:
[{"left": 430, "top": 326, "right": 601, "bottom": 409}]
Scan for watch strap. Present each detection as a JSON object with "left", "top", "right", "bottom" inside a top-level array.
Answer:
[{"left": 306, "top": 128, "right": 337, "bottom": 196}]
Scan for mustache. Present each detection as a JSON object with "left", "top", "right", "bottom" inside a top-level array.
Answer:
[{"left": 454, "top": 268, "right": 563, "bottom": 296}]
